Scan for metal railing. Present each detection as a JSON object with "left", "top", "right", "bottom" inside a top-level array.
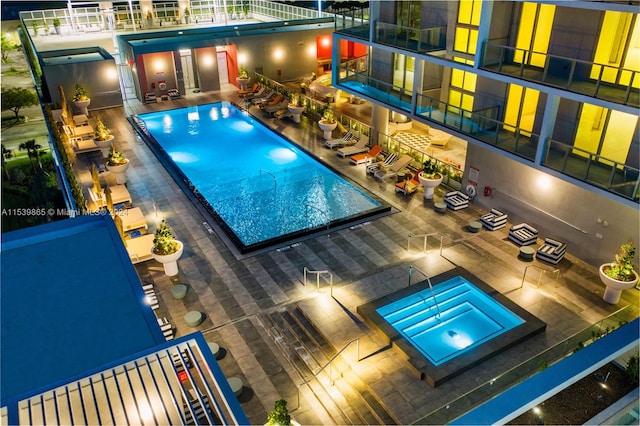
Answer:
[
  {"left": 481, "top": 42, "right": 640, "bottom": 107},
  {"left": 520, "top": 265, "right": 560, "bottom": 289},
  {"left": 407, "top": 232, "right": 443, "bottom": 256},
  {"left": 295, "top": 337, "right": 360, "bottom": 409},
  {"left": 374, "top": 21, "right": 446, "bottom": 53},
  {"left": 303, "top": 267, "right": 334, "bottom": 296}
]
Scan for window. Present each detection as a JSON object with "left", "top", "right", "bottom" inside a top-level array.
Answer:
[{"left": 514, "top": 3, "right": 556, "bottom": 67}]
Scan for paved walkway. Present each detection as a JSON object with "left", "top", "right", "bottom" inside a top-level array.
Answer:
[{"left": 90, "top": 87, "right": 638, "bottom": 425}]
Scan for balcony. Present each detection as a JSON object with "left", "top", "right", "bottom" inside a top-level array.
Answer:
[
  {"left": 337, "top": 67, "right": 413, "bottom": 113},
  {"left": 543, "top": 141, "right": 639, "bottom": 202},
  {"left": 334, "top": 8, "right": 370, "bottom": 40},
  {"left": 373, "top": 22, "right": 446, "bottom": 54},
  {"left": 481, "top": 42, "right": 640, "bottom": 108}
]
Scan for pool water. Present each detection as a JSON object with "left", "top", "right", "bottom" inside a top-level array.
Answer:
[
  {"left": 376, "top": 276, "right": 524, "bottom": 366},
  {"left": 139, "top": 103, "right": 388, "bottom": 253}
]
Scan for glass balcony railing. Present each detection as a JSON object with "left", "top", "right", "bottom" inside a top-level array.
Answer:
[
  {"left": 416, "top": 94, "right": 539, "bottom": 161},
  {"left": 481, "top": 42, "right": 640, "bottom": 107},
  {"left": 334, "top": 8, "right": 370, "bottom": 40},
  {"left": 374, "top": 21, "right": 446, "bottom": 54},
  {"left": 543, "top": 140, "right": 640, "bottom": 202},
  {"left": 337, "top": 67, "right": 413, "bottom": 113}
]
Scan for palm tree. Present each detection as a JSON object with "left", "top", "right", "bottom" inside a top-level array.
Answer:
[{"left": 18, "top": 139, "right": 42, "bottom": 171}]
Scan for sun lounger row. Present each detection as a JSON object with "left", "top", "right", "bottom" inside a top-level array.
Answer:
[{"left": 158, "top": 317, "right": 175, "bottom": 340}]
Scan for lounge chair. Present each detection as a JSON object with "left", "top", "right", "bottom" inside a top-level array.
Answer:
[
  {"left": 120, "top": 206, "right": 148, "bottom": 234},
  {"left": 273, "top": 109, "right": 292, "bottom": 120},
  {"left": 251, "top": 90, "right": 275, "bottom": 105},
  {"left": 260, "top": 94, "right": 283, "bottom": 108},
  {"left": 238, "top": 82, "right": 259, "bottom": 96},
  {"left": 508, "top": 223, "right": 539, "bottom": 246},
  {"left": 395, "top": 168, "right": 423, "bottom": 195},
  {"left": 335, "top": 136, "right": 369, "bottom": 158},
  {"left": 262, "top": 98, "right": 289, "bottom": 113},
  {"left": 366, "top": 153, "right": 398, "bottom": 175},
  {"left": 347, "top": 141, "right": 380, "bottom": 163},
  {"left": 444, "top": 190, "right": 470, "bottom": 210},
  {"left": 374, "top": 154, "right": 413, "bottom": 180},
  {"left": 242, "top": 85, "right": 265, "bottom": 99},
  {"left": 480, "top": 208, "right": 508, "bottom": 231},
  {"left": 158, "top": 317, "right": 174, "bottom": 340},
  {"left": 536, "top": 238, "right": 567, "bottom": 264},
  {"left": 144, "top": 92, "right": 157, "bottom": 103},
  {"left": 126, "top": 234, "right": 155, "bottom": 264},
  {"left": 324, "top": 130, "right": 358, "bottom": 149},
  {"left": 167, "top": 89, "right": 181, "bottom": 99}
]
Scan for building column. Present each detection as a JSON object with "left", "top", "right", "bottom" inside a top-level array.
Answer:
[
  {"left": 536, "top": 94, "right": 560, "bottom": 165},
  {"left": 371, "top": 104, "right": 389, "bottom": 145}
]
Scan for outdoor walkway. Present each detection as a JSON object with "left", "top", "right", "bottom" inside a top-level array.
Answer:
[{"left": 89, "top": 87, "right": 639, "bottom": 425}]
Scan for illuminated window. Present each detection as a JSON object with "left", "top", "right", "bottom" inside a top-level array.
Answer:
[
  {"left": 504, "top": 84, "right": 540, "bottom": 136},
  {"left": 448, "top": 58, "right": 477, "bottom": 117},
  {"left": 393, "top": 54, "right": 415, "bottom": 91},
  {"left": 575, "top": 105, "right": 638, "bottom": 164},
  {"left": 591, "top": 12, "right": 640, "bottom": 88},
  {"left": 454, "top": 0, "right": 482, "bottom": 55},
  {"left": 514, "top": 3, "right": 555, "bottom": 67}
]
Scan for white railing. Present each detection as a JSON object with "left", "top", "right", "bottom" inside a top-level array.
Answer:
[
  {"left": 520, "top": 265, "right": 560, "bottom": 289},
  {"left": 303, "top": 267, "right": 334, "bottom": 296},
  {"left": 407, "top": 231, "right": 443, "bottom": 255}
]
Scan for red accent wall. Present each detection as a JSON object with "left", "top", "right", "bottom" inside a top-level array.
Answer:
[
  {"left": 217, "top": 45, "right": 238, "bottom": 87},
  {"left": 316, "top": 35, "right": 332, "bottom": 59}
]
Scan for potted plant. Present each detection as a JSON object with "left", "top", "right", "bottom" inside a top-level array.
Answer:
[
  {"left": 72, "top": 83, "right": 90, "bottom": 115},
  {"left": 236, "top": 66, "right": 250, "bottom": 90},
  {"left": 599, "top": 242, "right": 638, "bottom": 304},
  {"left": 145, "top": 10, "right": 153, "bottom": 27},
  {"left": 417, "top": 157, "right": 443, "bottom": 199},
  {"left": 318, "top": 108, "right": 337, "bottom": 139},
  {"left": 32, "top": 21, "right": 41, "bottom": 36},
  {"left": 266, "top": 399, "right": 291, "bottom": 426},
  {"left": 43, "top": 20, "right": 50, "bottom": 35},
  {"left": 106, "top": 143, "right": 129, "bottom": 184},
  {"left": 52, "top": 18, "right": 61, "bottom": 35},
  {"left": 151, "top": 220, "right": 184, "bottom": 276},
  {"left": 287, "top": 93, "right": 305, "bottom": 123},
  {"left": 184, "top": 7, "right": 190, "bottom": 23},
  {"left": 93, "top": 116, "right": 115, "bottom": 157}
]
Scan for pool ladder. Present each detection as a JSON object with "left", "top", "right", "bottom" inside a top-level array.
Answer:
[{"left": 410, "top": 265, "right": 442, "bottom": 322}]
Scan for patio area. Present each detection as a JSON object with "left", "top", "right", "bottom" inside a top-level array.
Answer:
[{"left": 78, "top": 86, "right": 639, "bottom": 425}]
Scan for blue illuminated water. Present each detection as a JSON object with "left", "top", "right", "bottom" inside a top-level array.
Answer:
[
  {"left": 376, "top": 276, "right": 524, "bottom": 366},
  {"left": 139, "top": 103, "right": 384, "bottom": 249}
]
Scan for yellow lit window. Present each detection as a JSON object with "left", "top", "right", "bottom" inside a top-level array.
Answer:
[
  {"left": 514, "top": 3, "right": 555, "bottom": 67},
  {"left": 504, "top": 84, "right": 540, "bottom": 135},
  {"left": 591, "top": 12, "right": 639, "bottom": 88}
]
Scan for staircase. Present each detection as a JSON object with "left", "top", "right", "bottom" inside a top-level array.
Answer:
[{"left": 261, "top": 305, "right": 398, "bottom": 425}]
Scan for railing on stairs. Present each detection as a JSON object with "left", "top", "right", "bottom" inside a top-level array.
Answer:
[
  {"left": 303, "top": 267, "right": 334, "bottom": 296},
  {"left": 295, "top": 337, "right": 360, "bottom": 410},
  {"left": 520, "top": 265, "right": 560, "bottom": 289}
]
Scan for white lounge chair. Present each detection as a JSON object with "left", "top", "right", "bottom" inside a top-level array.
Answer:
[
  {"left": 157, "top": 317, "right": 174, "bottom": 340},
  {"left": 374, "top": 154, "right": 413, "bottom": 180},
  {"left": 324, "top": 130, "right": 358, "bottom": 149},
  {"left": 126, "top": 234, "right": 155, "bottom": 264},
  {"left": 120, "top": 207, "right": 148, "bottom": 234},
  {"left": 366, "top": 153, "right": 398, "bottom": 175},
  {"left": 337, "top": 136, "right": 370, "bottom": 158}
]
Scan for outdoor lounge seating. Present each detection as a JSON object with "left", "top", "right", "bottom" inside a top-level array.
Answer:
[
  {"left": 262, "top": 98, "right": 289, "bottom": 113},
  {"left": 444, "top": 190, "right": 470, "bottom": 210},
  {"left": 125, "top": 234, "right": 155, "bottom": 264},
  {"left": 144, "top": 92, "right": 157, "bottom": 103},
  {"left": 366, "top": 153, "right": 398, "bottom": 175},
  {"left": 480, "top": 208, "right": 508, "bottom": 231},
  {"left": 324, "top": 130, "right": 358, "bottom": 148},
  {"left": 242, "top": 85, "right": 265, "bottom": 99},
  {"left": 374, "top": 154, "right": 413, "bottom": 180},
  {"left": 536, "top": 238, "right": 567, "bottom": 264},
  {"left": 157, "top": 317, "right": 174, "bottom": 341},
  {"left": 167, "top": 89, "right": 181, "bottom": 99},
  {"left": 346, "top": 141, "right": 379, "bottom": 163},
  {"left": 238, "top": 82, "right": 259, "bottom": 96},
  {"left": 395, "top": 168, "right": 423, "bottom": 195},
  {"left": 120, "top": 207, "right": 148, "bottom": 234},
  {"left": 251, "top": 91, "right": 275, "bottom": 105},
  {"left": 508, "top": 223, "right": 539, "bottom": 246},
  {"left": 427, "top": 127, "right": 452, "bottom": 147}
]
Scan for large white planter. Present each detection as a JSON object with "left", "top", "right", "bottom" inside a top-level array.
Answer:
[
  {"left": 418, "top": 172, "right": 443, "bottom": 200},
  {"left": 151, "top": 241, "right": 184, "bottom": 276},
  {"left": 236, "top": 77, "right": 250, "bottom": 90},
  {"left": 287, "top": 104, "right": 305, "bottom": 123},
  {"left": 73, "top": 99, "right": 90, "bottom": 116},
  {"left": 106, "top": 159, "right": 130, "bottom": 184},
  {"left": 599, "top": 265, "right": 638, "bottom": 304},
  {"left": 318, "top": 120, "right": 337, "bottom": 140},
  {"left": 94, "top": 135, "right": 114, "bottom": 158}
]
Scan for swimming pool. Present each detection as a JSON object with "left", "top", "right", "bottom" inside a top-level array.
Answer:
[
  {"left": 358, "top": 268, "right": 546, "bottom": 386},
  {"left": 376, "top": 276, "right": 524, "bottom": 366},
  {"left": 137, "top": 103, "right": 389, "bottom": 254}
]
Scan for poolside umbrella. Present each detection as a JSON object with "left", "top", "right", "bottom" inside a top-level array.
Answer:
[
  {"left": 105, "top": 185, "right": 114, "bottom": 215},
  {"left": 90, "top": 164, "right": 101, "bottom": 195},
  {"left": 114, "top": 214, "right": 126, "bottom": 246}
]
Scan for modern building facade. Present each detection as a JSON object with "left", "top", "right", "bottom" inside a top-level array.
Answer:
[{"left": 330, "top": 0, "right": 639, "bottom": 268}]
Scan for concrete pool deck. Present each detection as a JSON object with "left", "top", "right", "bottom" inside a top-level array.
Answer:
[{"left": 87, "top": 86, "right": 639, "bottom": 425}]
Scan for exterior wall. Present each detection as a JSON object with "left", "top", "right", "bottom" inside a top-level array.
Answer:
[
  {"left": 141, "top": 51, "right": 177, "bottom": 94},
  {"left": 193, "top": 47, "right": 220, "bottom": 92},
  {"left": 42, "top": 59, "right": 122, "bottom": 110},
  {"left": 465, "top": 143, "right": 640, "bottom": 268}
]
